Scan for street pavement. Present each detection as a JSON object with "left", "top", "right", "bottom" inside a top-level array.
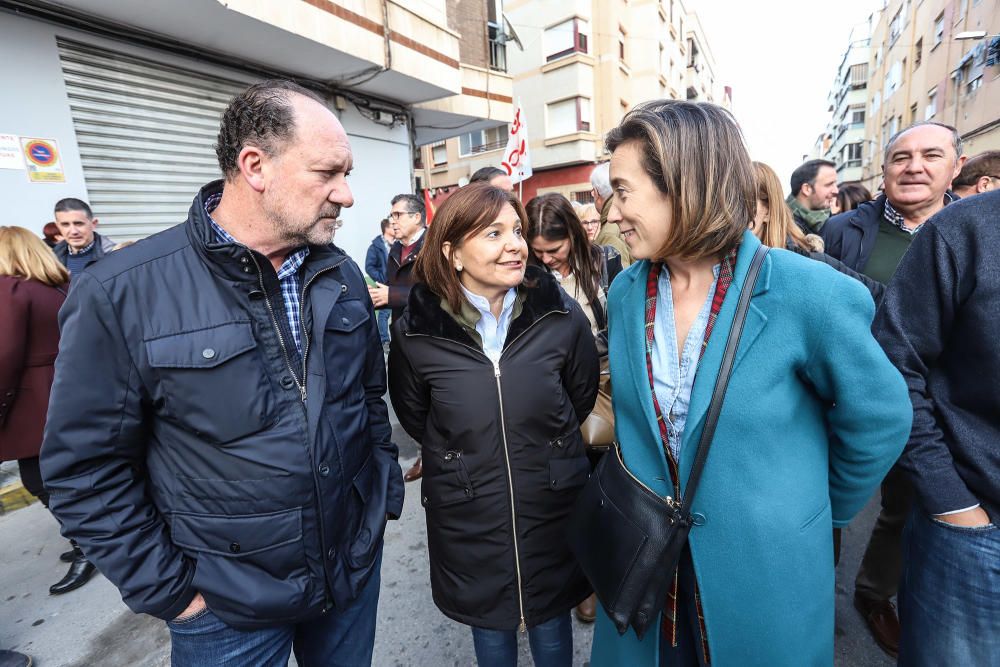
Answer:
[{"left": 2, "top": 417, "right": 893, "bottom": 666}]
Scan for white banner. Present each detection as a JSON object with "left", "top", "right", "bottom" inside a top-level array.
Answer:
[{"left": 501, "top": 99, "right": 532, "bottom": 185}]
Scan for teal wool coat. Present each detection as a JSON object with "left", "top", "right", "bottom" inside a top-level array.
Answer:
[{"left": 591, "top": 232, "right": 912, "bottom": 667}]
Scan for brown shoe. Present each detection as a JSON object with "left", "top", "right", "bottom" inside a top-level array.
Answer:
[
  {"left": 853, "top": 593, "right": 900, "bottom": 658},
  {"left": 403, "top": 457, "right": 422, "bottom": 483},
  {"left": 574, "top": 594, "right": 597, "bottom": 623}
]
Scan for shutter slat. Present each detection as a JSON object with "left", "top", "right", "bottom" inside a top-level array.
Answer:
[{"left": 57, "top": 38, "right": 246, "bottom": 241}]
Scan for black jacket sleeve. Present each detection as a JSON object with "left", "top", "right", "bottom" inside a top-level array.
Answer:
[
  {"left": 872, "top": 224, "right": 979, "bottom": 515},
  {"left": 810, "top": 251, "right": 885, "bottom": 304},
  {"left": 560, "top": 305, "right": 600, "bottom": 426},
  {"left": 387, "top": 323, "right": 431, "bottom": 446},
  {"left": 40, "top": 272, "right": 197, "bottom": 621}
]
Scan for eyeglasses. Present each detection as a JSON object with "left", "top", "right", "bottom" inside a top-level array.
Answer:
[
  {"left": 581, "top": 219, "right": 601, "bottom": 226},
  {"left": 389, "top": 211, "right": 417, "bottom": 220}
]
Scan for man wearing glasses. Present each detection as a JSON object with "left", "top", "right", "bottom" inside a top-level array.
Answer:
[
  {"left": 369, "top": 193, "right": 426, "bottom": 482},
  {"left": 951, "top": 150, "right": 1000, "bottom": 199}
]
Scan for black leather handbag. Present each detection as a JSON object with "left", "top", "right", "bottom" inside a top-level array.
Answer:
[{"left": 567, "top": 245, "right": 769, "bottom": 639}]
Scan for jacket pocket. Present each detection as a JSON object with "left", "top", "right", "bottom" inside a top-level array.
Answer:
[
  {"left": 548, "top": 457, "right": 591, "bottom": 491},
  {"left": 549, "top": 428, "right": 585, "bottom": 456},
  {"left": 346, "top": 452, "right": 389, "bottom": 570},
  {"left": 324, "top": 300, "right": 372, "bottom": 401},
  {"left": 171, "top": 507, "right": 310, "bottom": 622},
  {"left": 421, "top": 449, "right": 476, "bottom": 509},
  {"left": 146, "top": 322, "right": 275, "bottom": 444}
]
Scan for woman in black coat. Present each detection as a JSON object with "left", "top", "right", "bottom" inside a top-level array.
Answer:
[{"left": 389, "top": 183, "right": 599, "bottom": 667}]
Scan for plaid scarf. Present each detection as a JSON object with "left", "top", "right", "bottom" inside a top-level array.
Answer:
[{"left": 643, "top": 244, "right": 738, "bottom": 663}]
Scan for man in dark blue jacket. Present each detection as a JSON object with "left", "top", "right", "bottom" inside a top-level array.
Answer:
[
  {"left": 365, "top": 218, "right": 394, "bottom": 345},
  {"left": 41, "top": 80, "right": 403, "bottom": 666},
  {"left": 873, "top": 190, "right": 1000, "bottom": 665}
]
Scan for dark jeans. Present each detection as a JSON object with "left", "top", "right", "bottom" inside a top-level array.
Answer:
[
  {"left": 17, "top": 457, "right": 48, "bottom": 507},
  {"left": 898, "top": 508, "right": 999, "bottom": 666},
  {"left": 169, "top": 549, "right": 382, "bottom": 667},
  {"left": 471, "top": 613, "right": 573, "bottom": 667},
  {"left": 658, "top": 547, "right": 709, "bottom": 667},
  {"left": 855, "top": 464, "right": 912, "bottom": 601},
  {"left": 377, "top": 309, "right": 391, "bottom": 344}
]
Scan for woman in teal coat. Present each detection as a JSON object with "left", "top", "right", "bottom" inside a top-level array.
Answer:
[{"left": 589, "top": 100, "right": 913, "bottom": 666}]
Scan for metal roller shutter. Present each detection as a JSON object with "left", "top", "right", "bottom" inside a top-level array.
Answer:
[{"left": 57, "top": 38, "right": 251, "bottom": 240}]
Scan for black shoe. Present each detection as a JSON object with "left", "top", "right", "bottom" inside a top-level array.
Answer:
[
  {"left": 50, "top": 551, "right": 96, "bottom": 595},
  {"left": 0, "top": 649, "right": 32, "bottom": 667},
  {"left": 59, "top": 548, "right": 76, "bottom": 563}
]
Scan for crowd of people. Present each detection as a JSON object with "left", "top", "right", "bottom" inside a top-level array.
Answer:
[{"left": 0, "top": 78, "right": 997, "bottom": 667}]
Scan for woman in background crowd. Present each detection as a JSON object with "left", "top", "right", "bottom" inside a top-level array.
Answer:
[
  {"left": 526, "top": 193, "right": 622, "bottom": 339},
  {"left": 577, "top": 203, "right": 602, "bottom": 243},
  {"left": 588, "top": 100, "right": 912, "bottom": 666},
  {"left": 836, "top": 181, "right": 873, "bottom": 214},
  {"left": 0, "top": 226, "right": 97, "bottom": 596},
  {"left": 752, "top": 162, "right": 883, "bottom": 303},
  {"left": 41, "top": 222, "right": 62, "bottom": 248},
  {"left": 389, "top": 183, "right": 599, "bottom": 667}
]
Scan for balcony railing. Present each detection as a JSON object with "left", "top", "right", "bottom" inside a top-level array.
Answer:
[
  {"left": 488, "top": 23, "right": 507, "bottom": 73},
  {"left": 463, "top": 139, "right": 507, "bottom": 156}
]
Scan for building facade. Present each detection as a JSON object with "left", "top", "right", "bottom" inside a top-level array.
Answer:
[
  {"left": 860, "top": 0, "right": 1000, "bottom": 191},
  {"left": 815, "top": 16, "right": 879, "bottom": 183},
  {"left": 416, "top": 0, "right": 725, "bottom": 205},
  {"left": 0, "top": 0, "right": 511, "bottom": 265}
]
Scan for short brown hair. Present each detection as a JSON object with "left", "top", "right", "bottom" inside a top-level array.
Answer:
[
  {"left": 605, "top": 99, "right": 755, "bottom": 261},
  {"left": 953, "top": 150, "right": 1000, "bottom": 188},
  {"left": 414, "top": 182, "right": 527, "bottom": 313},
  {"left": 0, "top": 226, "right": 69, "bottom": 286}
]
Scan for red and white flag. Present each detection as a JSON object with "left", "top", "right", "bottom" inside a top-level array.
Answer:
[{"left": 501, "top": 99, "right": 532, "bottom": 185}]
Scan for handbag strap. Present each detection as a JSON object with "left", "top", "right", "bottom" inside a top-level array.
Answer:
[{"left": 680, "top": 244, "right": 769, "bottom": 510}]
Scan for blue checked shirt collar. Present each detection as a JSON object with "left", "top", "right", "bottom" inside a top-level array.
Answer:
[{"left": 204, "top": 193, "right": 310, "bottom": 354}]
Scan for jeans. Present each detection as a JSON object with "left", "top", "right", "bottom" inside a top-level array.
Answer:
[
  {"left": 377, "top": 309, "right": 391, "bottom": 344},
  {"left": 471, "top": 613, "right": 573, "bottom": 667},
  {"left": 898, "top": 508, "right": 1000, "bottom": 666},
  {"left": 169, "top": 550, "right": 382, "bottom": 667}
]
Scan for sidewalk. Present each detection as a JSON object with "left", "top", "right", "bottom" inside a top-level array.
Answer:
[{"left": 0, "top": 419, "right": 890, "bottom": 666}]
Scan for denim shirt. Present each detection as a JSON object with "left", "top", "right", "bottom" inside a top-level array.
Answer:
[
  {"left": 652, "top": 264, "right": 719, "bottom": 461},
  {"left": 460, "top": 285, "right": 518, "bottom": 363}
]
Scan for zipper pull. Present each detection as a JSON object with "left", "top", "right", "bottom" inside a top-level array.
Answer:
[
  {"left": 519, "top": 618, "right": 526, "bottom": 633},
  {"left": 299, "top": 386, "right": 307, "bottom": 403},
  {"left": 493, "top": 360, "right": 501, "bottom": 378}
]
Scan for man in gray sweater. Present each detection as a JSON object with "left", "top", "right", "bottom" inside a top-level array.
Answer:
[{"left": 873, "top": 190, "right": 1000, "bottom": 665}]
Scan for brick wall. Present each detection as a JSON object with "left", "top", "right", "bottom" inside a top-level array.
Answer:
[{"left": 447, "top": 0, "right": 488, "bottom": 69}]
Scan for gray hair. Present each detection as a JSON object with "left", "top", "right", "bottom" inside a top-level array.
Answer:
[
  {"left": 590, "top": 162, "right": 612, "bottom": 199},
  {"left": 884, "top": 121, "right": 963, "bottom": 164}
]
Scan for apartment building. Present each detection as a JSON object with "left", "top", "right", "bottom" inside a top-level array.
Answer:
[
  {"left": 417, "top": 0, "right": 725, "bottom": 205},
  {"left": 815, "top": 16, "right": 879, "bottom": 183},
  {"left": 0, "top": 0, "right": 512, "bottom": 264},
  {"left": 860, "top": 0, "right": 1000, "bottom": 191}
]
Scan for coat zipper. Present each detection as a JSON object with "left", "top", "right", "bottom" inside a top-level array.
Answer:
[
  {"left": 492, "top": 358, "right": 527, "bottom": 633},
  {"left": 248, "top": 253, "right": 306, "bottom": 401},
  {"left": 405, "top": 307, "right": 566, "bottom": 634}
]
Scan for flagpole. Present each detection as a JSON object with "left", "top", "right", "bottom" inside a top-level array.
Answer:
[{"left": 518, "top": 174, "right": 523, "bottom": 201}]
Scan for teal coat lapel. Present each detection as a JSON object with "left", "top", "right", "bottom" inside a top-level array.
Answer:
[{"left": 678, "top": 232, "right": 771, "bottom": 489}]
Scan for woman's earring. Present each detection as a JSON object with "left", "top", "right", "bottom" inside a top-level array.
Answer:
[{"left": 456, "top": 264, "right": 463, "bottom": 272}]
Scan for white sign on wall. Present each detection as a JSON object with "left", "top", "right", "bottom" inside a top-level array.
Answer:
[{"left": 0, "top": 134, "right": 24, "bottom": 170}]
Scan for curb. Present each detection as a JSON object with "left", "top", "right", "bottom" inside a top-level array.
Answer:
[{"left": 0, "top": 480, "right": 37, "bottom": 514}]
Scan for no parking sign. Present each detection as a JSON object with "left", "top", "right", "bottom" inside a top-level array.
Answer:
[{"left": 20, "top": 137, "right": 65, "bottom": 182}]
